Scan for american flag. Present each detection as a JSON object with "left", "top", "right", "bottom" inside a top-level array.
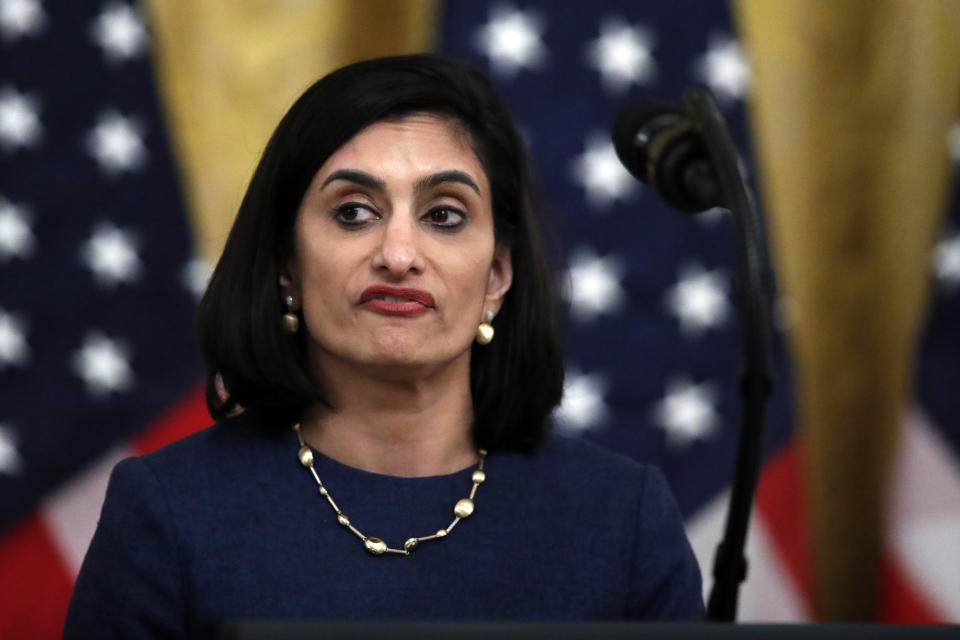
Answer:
[
  {"left": 0, "top": 1, "right": 209, "bottom": 636},
  {"left": 1, "top": 1, "right": 958, "bottom": 636}
]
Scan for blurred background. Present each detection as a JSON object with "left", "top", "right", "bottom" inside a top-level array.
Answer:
[{"left": 1, "top": 0, "right": 958, "bottom": 636}]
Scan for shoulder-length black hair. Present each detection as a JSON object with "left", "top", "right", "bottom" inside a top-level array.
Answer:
[{"left": 197, "top": 53, "right": 563, "bottom": 451}]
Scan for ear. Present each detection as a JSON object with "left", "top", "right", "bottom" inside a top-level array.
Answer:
[
  {"left": 484, "top": 244, "right": 513, "bottom": 315},
  {"left": 279, "top": 254, "right": 300, "bottom": 299}
]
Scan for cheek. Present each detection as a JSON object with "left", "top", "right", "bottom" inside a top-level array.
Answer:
[
  {"left": 295, "top": 236, "right": 354, "bottom": 315},
  {"left": 445, "top": 254, "right": 494, "bottom": 318}
]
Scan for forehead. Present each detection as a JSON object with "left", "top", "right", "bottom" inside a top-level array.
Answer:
[{"left": 316, "top": 114, "right": 489, "bottom": 193}]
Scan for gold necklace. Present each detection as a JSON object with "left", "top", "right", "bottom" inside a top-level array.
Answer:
[{"left": 293, "top": 423, "right": 487, "bottom": 555}]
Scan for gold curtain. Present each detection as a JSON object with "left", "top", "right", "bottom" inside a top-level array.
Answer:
[
  {"left": 736, "top": 0, "right": 960, "bottom": 620},
  {"left": 143, "top": 0, "right": 438, "bottom": 262}
]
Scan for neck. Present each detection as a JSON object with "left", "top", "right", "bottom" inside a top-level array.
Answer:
[{"left": 299, "top": 354, "right": 477, "bottom": 477}]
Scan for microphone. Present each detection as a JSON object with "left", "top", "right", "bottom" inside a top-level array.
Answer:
[
  {"left": 613, "top": 88, "right": 776, "bottom": 621},
  {"left": 612, "top": 99, "right": 722, "bottom": 213}
]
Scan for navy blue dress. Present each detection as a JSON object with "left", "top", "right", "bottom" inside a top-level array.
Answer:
[{"left": 64, "top": 412, "right": 704, "bottom": 637}]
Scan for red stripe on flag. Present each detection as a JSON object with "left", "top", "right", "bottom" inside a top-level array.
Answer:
[
  {"left": 132, "top": 381, "right": 211, "bottom": 455},
  {"left": 754, "top": 441, "right": 815, "bottom": 608},
  {"left": 0, "top": 515, "right": 74, "bottom": 640},
  {"left": 754, "top": 439, "right": 947, "bottom": 621},
  {"left": 0, "top": 385, "right": 210, "bottom": 637},
  {"left": 879, "top": 553, "right": 946, "bottom": 623}
]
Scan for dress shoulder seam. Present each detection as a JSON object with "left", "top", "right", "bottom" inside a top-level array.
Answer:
[
  {"left": 135, "top": 454, "right": 190, "bottom": 630},
  {"left": 625, "top": 464, "right": 651, "bottom": 616}
]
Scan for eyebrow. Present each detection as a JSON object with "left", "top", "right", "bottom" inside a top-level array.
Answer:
[
  {"left": 320, "top": 169, "right": 386, "bottom": 192},
  {"left": 320, "top": 168, "right": 481, "bottom": 196},
  {"left": 415, "top": 170, "right": 481, "bottom": 196}
]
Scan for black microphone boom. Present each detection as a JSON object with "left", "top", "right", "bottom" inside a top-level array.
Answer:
[
  {"left": 612, "top": 98, "right": 722, "bottom": 213},
  {"left": 612, "top": 87, "right": 776, "bottom": 622}
]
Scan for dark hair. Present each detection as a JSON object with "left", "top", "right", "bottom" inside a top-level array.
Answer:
[{"left": 197, "top": 53, "right": 563, "bottom": 451}]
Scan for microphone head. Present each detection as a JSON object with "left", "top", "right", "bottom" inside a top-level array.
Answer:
[
  {"left": 612, "top": 99, "right": 719, "bottom": 213},
  {"left": 612, "top": 98, "right": 679, "bottom": 184}
]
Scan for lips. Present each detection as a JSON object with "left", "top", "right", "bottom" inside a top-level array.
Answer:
[{"left": 359, "top": 286, "right": 435, "bottom": 316}]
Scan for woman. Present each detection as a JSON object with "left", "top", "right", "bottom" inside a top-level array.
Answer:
[{"left": 64, "top": 54, "right": 704, "bottom": 637}]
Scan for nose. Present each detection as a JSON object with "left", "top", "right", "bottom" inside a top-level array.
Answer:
[{"left": 372, "top": 212, "right": 425, "bottom": 277}]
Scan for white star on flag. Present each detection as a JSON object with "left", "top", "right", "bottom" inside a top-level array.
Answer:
[
  {"left": 0, "top": 85, "right": 42, "bottom": 152},
  {"left": 554, "top": 368, "right": 609, "bottom": 433},
  {"left": 474, "top": 4, "right": 548, "bottom": 78},
  {"left": 90, "top": 2, "right": 148, "bottom": 63},
  {"left": 695, "top": 34, "right": 752, "bottom": 102},
  {"left": 933, "top": 233, "right": 960, "bottom": 291},
  {"left": 585, "top": 17, "right": 656, "bottom": 93},
  {"left": 85, "top": 110, "right": 147, "bottom": 175},
  {"left": 72, "top": 332, "right": 135, "bottom": 396},
  {"left": 571, "top": 132, "right": 639, "bottom": 209},
  {"left": 949, "top": 122, "right": 960, "bottom": 164},
  {"left": 665, "top": 263, "right": 731, "bottom": 335},
  {"left": 0, "top": 196, "right": 35, "bottom": 260},
  {"left": 563, "top": 247, "right": 626, "bottom": 323},
  {"left": 0, "top": 424, "right": 23, "bottom": 475},
  {"left": 80, "top": 221, "right": 143, "bottom": 287},
  {"left": 182, "top": 257, "right": 214, "bottom": 300},
  {"left": 0, "top": 0, "right": 45, "bottom": 41},
  {"left": 652, "top": 376, "right": 720, "bottom": 448},
  {"left": 0, "top": 308, "right": 29, "bottom": 368}
]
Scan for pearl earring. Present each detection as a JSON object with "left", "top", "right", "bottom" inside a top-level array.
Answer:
[
  {"left": 475, "top": 310, "right": 494, "bottom": 345},
  {"left": 282, "top": 295, "right": 299, "bottom": 334}
]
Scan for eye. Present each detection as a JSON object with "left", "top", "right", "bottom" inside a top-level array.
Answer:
[
  {"left": 334, "top": 203, "right": 379, "bottom": 227},
  {"left": 423, "top": 206, "right": 466, "bottom": 229}
]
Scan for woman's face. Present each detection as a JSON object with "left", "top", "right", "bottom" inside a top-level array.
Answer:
[{"left": 284, "top": 113, "right": 512, "bottom": 381}]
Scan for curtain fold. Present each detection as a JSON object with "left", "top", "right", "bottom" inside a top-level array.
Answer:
[
  {"left": 143, "top": 0, "right": 438, "bottom": 262},
  {"left": 736, "top": 0, "right": 960, "bottom": 620}
]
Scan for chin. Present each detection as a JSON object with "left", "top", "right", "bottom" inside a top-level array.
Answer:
[
  {"left": 366, "top": 348, "right": 424, "bottom": 367},
  {"left": 313, "top": 329, "right": 471, "bottom": 376},
  {"left": 367, "top": 331, "right": 426, "bottom": 359},
  {"left": 361, "top": 338, "right": 469, "bottom": 376}
]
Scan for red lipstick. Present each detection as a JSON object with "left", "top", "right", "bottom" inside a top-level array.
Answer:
[{"left": 359, "top": 285, "right": 435, "bottom": 316}]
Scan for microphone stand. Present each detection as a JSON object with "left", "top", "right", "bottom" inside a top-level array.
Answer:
[{"left": 680, "top": 87, "right": 776, "bottom": 622}]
